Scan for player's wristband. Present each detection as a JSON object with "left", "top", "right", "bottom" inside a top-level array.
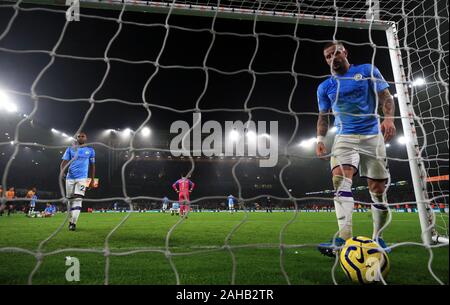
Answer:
[{"left": 317, "top": 136, "right": 325, "bottom": 143}]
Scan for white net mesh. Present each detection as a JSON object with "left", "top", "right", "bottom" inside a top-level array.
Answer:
[
  {"left": 400, "top": 1, "right": 449, "bottom": 240},
  {"left": 0, "top": 0, "right": 448, "bottom": 285}
]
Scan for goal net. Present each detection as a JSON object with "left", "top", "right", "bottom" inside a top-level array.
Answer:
[{"left": 0, "top": 0, "right": 448, "bottom": 285}]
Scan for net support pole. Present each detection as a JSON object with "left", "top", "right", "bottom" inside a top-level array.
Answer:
[{"left": 386, "top": 24, "right": 434, "bottom": 246}]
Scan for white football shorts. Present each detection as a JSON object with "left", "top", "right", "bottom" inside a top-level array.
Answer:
[
  {"left": 330, "top": 133, "right": 390, "bottom": 180},
  {"left": 66, "top": 178, "right": 88, "bottom": 198}
]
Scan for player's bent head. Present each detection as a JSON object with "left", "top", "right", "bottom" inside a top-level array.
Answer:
[
  {"left": 323, "top": 41, "right": 347, "bottom": 57},
  {"left": 323, "top": 41, "right": 349, "bottom": 72},
  {"left": 323, "top": 41, "right": 345, "bottom": 50}
]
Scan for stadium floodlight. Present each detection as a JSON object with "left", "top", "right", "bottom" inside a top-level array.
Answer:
[
  {"left": 229, "top": 130, "right": 240, "bottom": 142},
  {"left": 122, "top": 128, "right": 133, "bottom": 137},
  {"left": 102, "top": 129, "right": 117, "bottom": 137},
  {"left": 397, "top": 136, "right": 408, "bottom": 144},
  {"left": 141, "top": 127, "right": 151, "bottom": 137},
  {"left": 299, "top": 137, "right": 317, "bottom": 148},
  {"left": 51, "top": 128, "right": 59, "bottom": 134},
  {"left": 6, "top": 102, "right": 17, "bottom": 113},
  {"left": 412, "top": 77, "right": 425, "bottom": 87},
  {"left": 61, "top": 133, "right": 68, "bottom": 138},
  {"left": 0, "top": 90, "right": 18, "bottom": 113},
  {"left": 386, "top": 143, "right": 391, "bottom": 148}
]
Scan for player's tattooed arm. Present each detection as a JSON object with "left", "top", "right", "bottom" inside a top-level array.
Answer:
[
  {"left": 378, "top": 88, "right": 396, "bottom": 142},
  {"left": 317, "top": 110, "right": 330, "bottom": 137},
  {"left": 378, "top": 88, "right": 395, "bottom": 120},
  {"left": 316, "top": 110, "right": 330, "bottom": 159}
]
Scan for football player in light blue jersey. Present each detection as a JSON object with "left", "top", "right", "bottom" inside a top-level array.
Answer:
[
  {"left": 43, "top": 203, "right": 56, "bottom": 217},
  {"left": 27, "top": 187, "right": 37, "bottom": 215},
  {"left": 161, "top": 196, "right": 169, "bottom": 213},
  {"left": 227, "top": 195, "right": 236, "bottom": 213},
  {"left": 315, "top": 41, "right": 396, "bottom": 257},
  {"left": 171, "top": 202, "right": 180, "bottom": 216},
  {"left": 60, "top": 132, "right": 96, "bottom": 231},
  {"left": 27, "top": 187, "right": 38, "bottom": 216}
]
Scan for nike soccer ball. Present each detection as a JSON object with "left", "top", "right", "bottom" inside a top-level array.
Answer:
[{"left": 339, "top": 236, "right": 390, "bottom": 284}]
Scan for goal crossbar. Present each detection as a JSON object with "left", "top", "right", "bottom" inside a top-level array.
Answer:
[{"left": 3, "top": 0, "right": 393, "bottom": 30}]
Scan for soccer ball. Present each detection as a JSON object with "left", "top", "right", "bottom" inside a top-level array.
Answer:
[{"left": 339, "top": 236, "right": 390, "bottom": 284}]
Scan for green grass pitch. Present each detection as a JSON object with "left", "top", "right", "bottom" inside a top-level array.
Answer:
[{"left": 0, "top": 211, "right": 448, "bottom": 285}]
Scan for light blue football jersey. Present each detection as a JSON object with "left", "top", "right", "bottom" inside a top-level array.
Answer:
[
  {"left": 62, "top": 146, "right": 95, "bottom": 179},
  {"left": 317, "top": 64, "right": 389, "bottom": 135}
]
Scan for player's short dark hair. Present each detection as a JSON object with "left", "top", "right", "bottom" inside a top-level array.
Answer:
[{"left": 323, "top": 41, "right": 345, "bottom": 50}]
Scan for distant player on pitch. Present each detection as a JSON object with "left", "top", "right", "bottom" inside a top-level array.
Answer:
[
  {"left": 42, "top": 203, "right": 56, "bottom": 217},
  {"left": 161, "top": 196, "right": 169, "bottom": 213},
  {"left": 171, "top": 202, "right": 180, "bottom": 216},
  {"left": 60, "top": 132, "right": 96, "bottom": 231},
  {"left": 227, "top": 195, "right": 236, "bottom": 213},
  {"left": 3, "top": 187, "right": 16, "bottom": 216},
  {"left": 316, "top": 41, "right": 396, "bottom": 256},
  {"left": 172, "top": 175, "right": 195, "bottom": 218},
  {"left": 26, "top": 187, "right": 38, "bottom": 217}
]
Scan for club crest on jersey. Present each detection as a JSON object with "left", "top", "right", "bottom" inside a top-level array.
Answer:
[{"left": 354, "top": 73, "right": 363, "bottom": 80}]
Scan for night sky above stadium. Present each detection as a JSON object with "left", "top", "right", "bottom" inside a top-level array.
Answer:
[{"left": 0, "top": 0, "right": 415, "bottom": 203}]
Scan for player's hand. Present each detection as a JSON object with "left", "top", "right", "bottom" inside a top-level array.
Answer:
[
  {"left": 88, "top": 180, "right": 95, "bottom": 190},
  {"left": 316, "top": 142, "right": 329, "bottom": 160},
  {"left": 381, "top": 119, "right": 396, "bottom": 143},
  {"left": 189, "top": 190, "right": 192, "bottom": 193}
]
